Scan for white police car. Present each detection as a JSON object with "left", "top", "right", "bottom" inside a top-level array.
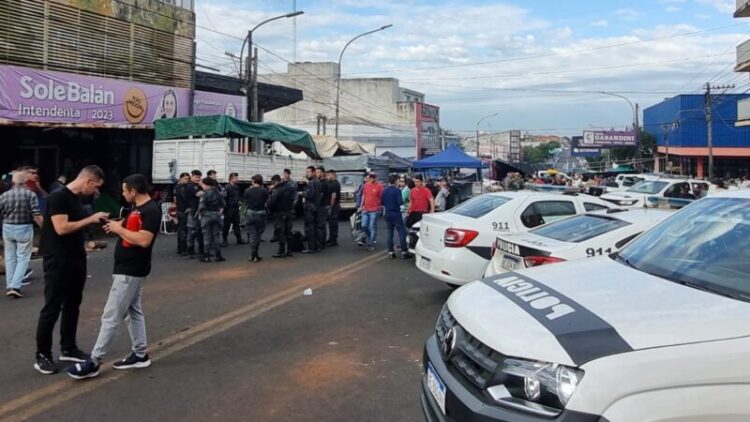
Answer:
[
  {"left": 422, "top": 190, "right": 750, "bottom": 421},
  {"left": 414, "top": 192, "right": 611, "bottom": 287},
  {"left": 484, "top": 208, "right": 672, "bottom": 278},
  {"left": 600, "top": 176, "right": 709, "bottom": 208}
]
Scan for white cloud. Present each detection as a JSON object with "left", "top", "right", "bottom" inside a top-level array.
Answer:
[
  {"left": 615, "top": 8, "right": 640, "bottom": 20},
  {"left": 194, "top": 1, "right": 746, "bottom": 134},
  {"left": 695, "top": 0, "right": 734, "bottom": 13},
  {"left": 666, "top": 6, "right": 682, "bottom": 12}
]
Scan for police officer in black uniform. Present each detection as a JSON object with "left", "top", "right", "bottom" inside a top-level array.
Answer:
[
  {"left": 185, "top": 170, "right": 204, "bottom": 258},
  {"left": 174, "top": 172, "right": 190, "bottom": 255},
  {"left": 302, "top": 166, "right": 321, "bottom": 253},
  {"left": 199, "top": 177, "right": 226, "bottom": 263},
  {"left": 315, "top": 166, "right": 329, "bottom": 251},
  {"left": 326, "top": 169, "right": 342, "bottom": 247},
  {"left": 267, "top": 174, "right": 295, "bottom": 258},
  {"left": 221, "top": 172, "right": 245, "bottom": 246}
]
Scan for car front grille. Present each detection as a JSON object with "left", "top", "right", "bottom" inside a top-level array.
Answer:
[{"left": 435, "top": 306, "right": 505, "bottom": 389}]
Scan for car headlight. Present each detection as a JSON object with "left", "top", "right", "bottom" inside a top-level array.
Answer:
[
  {"left": 617, "top": 199, "right": 637, "bottom": 206},
  {"left": 487, "top": 358, "right": 584, "bottom": 416}
]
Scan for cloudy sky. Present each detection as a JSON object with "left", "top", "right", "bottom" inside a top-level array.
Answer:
[{"left": 194, "top": 0, "right": 750, "bottom": 136}]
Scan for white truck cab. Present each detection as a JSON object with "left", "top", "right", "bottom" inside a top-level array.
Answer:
[{"left": 422, "top": 190, "right": 750, "bottom": 421}]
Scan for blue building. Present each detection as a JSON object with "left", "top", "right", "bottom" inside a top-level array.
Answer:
[{"left": 643, "top": 94, "right": 750, "bottom": 178}]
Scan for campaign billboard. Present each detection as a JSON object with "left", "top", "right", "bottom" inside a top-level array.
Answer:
[
  {"left": 416, "top": 102, "right": 440, "bottom": 159},
  {"left": 571, "top": 136, "right": 602, "bottom": 157},
  {"left": 581, "top": 130, "right": 637, "bottom": 147},
  {"left": 193, "top": 91, "right": 246, "bottom": 120},
  {"left": 0, "top": 64, "right": 194, "bottom": 126}
]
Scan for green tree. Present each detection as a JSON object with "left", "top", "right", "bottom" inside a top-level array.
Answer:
[{"left": 522, "top": 141, "right": 560, "bottom": 164}]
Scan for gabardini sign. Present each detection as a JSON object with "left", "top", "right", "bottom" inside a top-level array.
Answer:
[
  {"left": 582, "top": 130, "right": 637, "bottom": 147},
  {"left": 0, "top": 64, "right": 190, "bottom": 126}
]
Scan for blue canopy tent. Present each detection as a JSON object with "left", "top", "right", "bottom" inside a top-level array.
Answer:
[
  {"left": 412, "top": 145, "right": 486, "bottom": 169},
  {"left": 412, "top": 146, "right": 487, "bottom": 201}
]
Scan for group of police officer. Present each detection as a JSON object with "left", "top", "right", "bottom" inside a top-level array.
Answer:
[
  {"left": 301, "top": 165, "right": 342, "bottom": 253},
  {"left": 173, "top": 166, "right": 341, "bottom": 262}
]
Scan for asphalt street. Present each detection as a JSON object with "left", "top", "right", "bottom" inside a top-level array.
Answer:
[{"left": 0, "top": 220, "right": 449, "bottom": 422}]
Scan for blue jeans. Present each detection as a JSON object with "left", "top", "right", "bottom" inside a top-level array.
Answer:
[
  {"left": 384, "top": 213, "right": 407, "bottom": 253},
  {"left": 3, "top": 224, "right": 34, "bottom": 290},
  {"left": 361, "top": 211, "right": 380, "bottom": 245}
]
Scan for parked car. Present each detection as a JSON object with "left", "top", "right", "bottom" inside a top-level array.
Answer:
[
  {"left": 600, "top": 176, "right": 709, "bottom": 208},
  {"left": 422, "top": 190, "right": 750, "bottom": 421},
  {"left": 484, "top": 208, "right": 672, "bottom": 278},
  {"left": 414, "top": 192, "right": 611, "bottom": 288}
]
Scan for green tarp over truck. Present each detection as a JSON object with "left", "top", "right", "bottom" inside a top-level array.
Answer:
[{"left": 154, "top": 115, "right": 318, "bottom": 157}]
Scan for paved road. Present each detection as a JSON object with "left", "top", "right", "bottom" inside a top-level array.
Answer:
[{"left": 0, "top": 221, "right": 449, "bottom": 422}]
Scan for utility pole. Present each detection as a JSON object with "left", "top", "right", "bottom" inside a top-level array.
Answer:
[
  {"left": 252, "top": 47, "right": 258, "bottom": 122},
  {"left": 635, "top": 103, "right": 640, "bottom": 171},
  {"left": 704, "top": 82, "right": 734, "bottom": 179}
]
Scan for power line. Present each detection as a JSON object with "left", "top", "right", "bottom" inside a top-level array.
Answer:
[
  {"left": 400, "top": 52, "right": 733, "bottom": 83},
  {"left": 254, "top": 44, "right": 415, "bottom": 124},
  {"left": 194, "top": 20, "right": 749, "bottom": 74}
]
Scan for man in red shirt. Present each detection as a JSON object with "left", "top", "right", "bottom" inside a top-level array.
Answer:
[
  {"left": 406, "top": 175, "right": 435, "bottom": 228},
  {"left": 359, "top": 173, "right": 383, "bottom": 250}
]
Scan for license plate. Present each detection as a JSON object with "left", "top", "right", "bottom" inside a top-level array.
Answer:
[
  {"left": 501, "top": 255, "right": 522, "bottom": 271},
  {"left": 421, "top": 256, "right": 431, "bottom": 270},
  {"left": 426, "top": 362, "right": 446, "bottom": 415}
]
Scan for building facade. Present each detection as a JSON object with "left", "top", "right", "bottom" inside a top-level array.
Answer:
[
  {"left": 463, "top": 130, "right": 522, "bottom": 163},
  {"left": 259, "top": 62, "right": 439, "bottom": 159},
  {"left": 643, "top": 94, "right": 750, "bottom": 178},
  {"left": 0, "top": 0, "right": 301, "bottom": 190},
  {"left": 734, "top": 0, "right": 750, "bottom": 126}
]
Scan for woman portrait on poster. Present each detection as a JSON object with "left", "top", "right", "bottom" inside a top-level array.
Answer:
[{"left": 153, "top": 89, "right": 178, "bottom": 121}]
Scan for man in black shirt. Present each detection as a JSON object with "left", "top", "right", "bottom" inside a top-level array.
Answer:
[
  {"left": 221, "top": 172, "right": 245, "bottom": 246},
  {"left": 302, "top": 166, "right": 321, "bottom": 253},
  {"left": 267, "top": 174, "right": 295, "bottom": 258},
  {"left": 184, "top": 170, "right": 204, "bottom": 258},
  {"left": 174, "top": 172, "right": 190, "bottom": 255},
  {"left": 199, "top": 177, "right": 225, "bottom": 263},
  {"left": 326, "top": 170, "right": 342, "bottom": 247},
  {"left": 244, "top": 174, "right": 269, "bottom": 262},
  {"left": 316, "top": 166, "right": 330, "bottom": 251},
  {"left": 67, "top": 174, "right": 160, "bottom": 379},
  {"left": 34, "top": 165, "right": 109, "bottom": 375}
]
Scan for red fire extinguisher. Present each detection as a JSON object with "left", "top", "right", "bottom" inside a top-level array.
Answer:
[{"left": 122, "top": 210, "right": 142, "bottom": 248}]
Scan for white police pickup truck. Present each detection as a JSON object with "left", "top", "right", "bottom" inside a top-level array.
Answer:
[
  {"left": 422, "top": 190, "right": 750, "bottom": 421},
  {"left": 600, "top": 176, "right": 709, "bottom": 208}
]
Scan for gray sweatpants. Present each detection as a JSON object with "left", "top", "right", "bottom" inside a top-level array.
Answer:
[{"left": 91, "top": 274, "right": 147, "bottom": 364}]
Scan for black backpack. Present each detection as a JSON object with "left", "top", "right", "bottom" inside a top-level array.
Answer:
[{"left": 290, "top": 231, "right": 305, "bottom": 252}]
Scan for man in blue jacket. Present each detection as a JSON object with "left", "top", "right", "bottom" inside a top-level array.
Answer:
[{"left": 381, "top": 174, "right": 411, "bottom": 259}]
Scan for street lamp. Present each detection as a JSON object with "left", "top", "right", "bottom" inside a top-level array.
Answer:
[
  {"left": 239, "top": 10, "right": 304, "bottom": 123},
  {"left": 334, "top": 24, "right": 393, "bottom": 139},
  {"left": 599, "top": 91, "right": 639, "bottom": 169},
  {"left": 475, "top": 112, "right": 498, "bottom": 158}
]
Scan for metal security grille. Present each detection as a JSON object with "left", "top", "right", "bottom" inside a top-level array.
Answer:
[
  {"left": 0, "top": 0, "right": 194, "bottom": 88},
  {"left": 436, "top": 307, "right": 505, "bottom": 389}
]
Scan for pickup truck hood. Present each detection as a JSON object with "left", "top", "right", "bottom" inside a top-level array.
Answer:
[{"left": 449, "top": 257, "right": 750, "bottom": 367}]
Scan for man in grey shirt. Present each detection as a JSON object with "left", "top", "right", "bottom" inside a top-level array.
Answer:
[
  {"left": 1, "top": 171, "right": 43, "bottom": 298},
  {"left": 434, "top": 178, "right": 451, "bottom": 212}
]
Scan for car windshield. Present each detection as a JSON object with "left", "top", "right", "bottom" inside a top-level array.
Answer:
[
  {"left": 339, "top": 174, "right": 364, "bottom": 187},
  {"left": 531, "top": 214, "right": 630, "bottom": 243},
  {"left": 617, "top": 197, "right": 750, "bottom": 301},
  {"left": 451, "top": 195, "right": 511, "bottom": 218},
  {"left": 626, "top": 180, "right": 669, "bottom": 194}
]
